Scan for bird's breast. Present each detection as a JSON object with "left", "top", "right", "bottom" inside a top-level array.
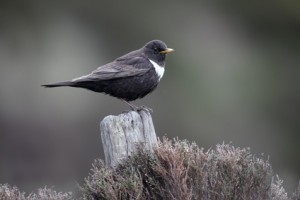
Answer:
[{"left": 148, "top": 59, "right": 165, "bottom": 81}]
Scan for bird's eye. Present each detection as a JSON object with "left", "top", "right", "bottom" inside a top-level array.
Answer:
[{"left": 154, "top": 47, "right": 159, "bottom": 54}]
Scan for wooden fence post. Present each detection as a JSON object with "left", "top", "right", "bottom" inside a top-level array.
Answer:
[{"left": 100, "top": 110, "right": 158, "bottom": 167}]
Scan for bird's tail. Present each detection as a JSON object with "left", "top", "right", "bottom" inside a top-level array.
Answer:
[{"left": 41, "top": 81, "right": 75, "bottom": 88}]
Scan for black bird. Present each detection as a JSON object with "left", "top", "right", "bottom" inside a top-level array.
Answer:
[{"left": 42, "top": 40, "right": 174, "bottom": 110}]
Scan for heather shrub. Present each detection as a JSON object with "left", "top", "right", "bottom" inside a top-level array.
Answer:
[
  {"left": 292, "top": 182, "right": 300, "bottom": 200},
  {"left": 0, "top": 184, "right": 26, "bottom": 200},
  {"left": 2, "top": 138, "right": 299, "bottom": 200},
  {"left": 0, "top": 184, "right": 72, "bottom": 200},
  {"left": 80, "top": 138, "right": 296, "bottom": 200}
]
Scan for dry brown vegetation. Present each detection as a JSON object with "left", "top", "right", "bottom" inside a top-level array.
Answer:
[
  {"left": 80, "top": 138, "right": 300, "bottom": 200},
  {"left": 1, "top": 138, "right": 300, "bottom": 200},
  {"left": 0, "top": 185, "right": 72, "bottom": 200}
]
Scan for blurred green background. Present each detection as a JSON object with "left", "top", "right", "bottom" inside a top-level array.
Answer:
[{"left": 0, "top": 0, "right": 299, "bottom": 194}]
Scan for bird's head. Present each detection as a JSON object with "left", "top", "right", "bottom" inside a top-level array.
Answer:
[{"left": 143, "top": 40, "right": 174, "bottom": 64}]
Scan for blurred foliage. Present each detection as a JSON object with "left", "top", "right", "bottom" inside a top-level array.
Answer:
[{"left": 0, "top": 184, "right": 72, "bottom": 200}]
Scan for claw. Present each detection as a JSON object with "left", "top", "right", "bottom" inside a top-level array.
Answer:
[{"left": 139, "top": 105, "right": 153, "bottom": 113}]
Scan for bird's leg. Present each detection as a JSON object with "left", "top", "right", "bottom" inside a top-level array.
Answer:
[
  {"left": 123, "top": 100, "right": 153, "bottom": 113},
  {"left": 123, "top": 100, "right": 139, "bottom": 111},
  {"left": 139, "top": 105, "right": 153, "bottom": 113}
]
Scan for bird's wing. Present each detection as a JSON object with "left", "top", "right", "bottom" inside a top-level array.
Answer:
[{"left": 72, "top": 56, "right": 151, "bottom": 82}]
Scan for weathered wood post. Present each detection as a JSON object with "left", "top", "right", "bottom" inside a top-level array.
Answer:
[{"left": 100, "top": 110, "right": 158, "bottom": 167}]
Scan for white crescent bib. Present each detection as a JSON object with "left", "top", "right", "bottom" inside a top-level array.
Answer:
[{"left": 149, "top": 59, "right": 165, "bottom": 80}]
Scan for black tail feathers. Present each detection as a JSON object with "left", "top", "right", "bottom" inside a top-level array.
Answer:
[{"left": 42, "top": 81, "right": 74, "bottom": 88}]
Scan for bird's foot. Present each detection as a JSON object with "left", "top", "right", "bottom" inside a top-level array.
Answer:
[
  {"left": 129, "top": 105, "right": 153, "bottom": 113},
  {"left": 138, "top": 105, "right": 153, "bottom": 113},
  {"left": 123, "top": 100, "right": 153, "bottom": 113}
]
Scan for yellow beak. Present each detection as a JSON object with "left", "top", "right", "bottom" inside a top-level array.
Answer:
[{"left": 160, "top": 48, "right": 175, "bottom": 54}]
